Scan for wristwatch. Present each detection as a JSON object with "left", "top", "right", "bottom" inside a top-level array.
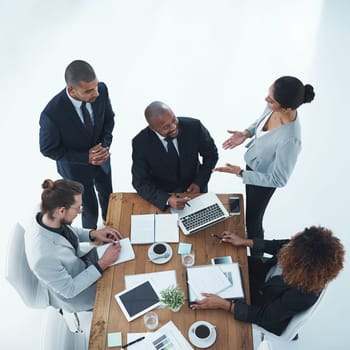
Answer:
[{"left": 237, "top": 169, "right": 244, "bottom": 178}]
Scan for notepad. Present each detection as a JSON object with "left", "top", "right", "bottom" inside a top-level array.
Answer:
[
  {"left": 130, "top": 214, "right": 179, "bottom": 244},
  {"left": 96, "top": 238, "right": 135, "bottom": 265}
]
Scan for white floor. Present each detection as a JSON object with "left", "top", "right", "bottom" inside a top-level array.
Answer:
[{"left": 1, "top": 1, "right": 349, "bottom": 349}]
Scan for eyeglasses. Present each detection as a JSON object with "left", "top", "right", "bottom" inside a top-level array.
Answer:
[{"left": 69, "top": 205, "right": 83, "bottom": 212}]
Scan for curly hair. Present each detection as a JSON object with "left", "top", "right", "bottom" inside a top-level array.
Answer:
[{"left": 278, "top": 226, "right": 344, "bottom": 294}]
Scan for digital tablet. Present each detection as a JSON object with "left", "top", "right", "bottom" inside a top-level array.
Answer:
[{"left": 115, "top": 280, "right": 161, "bottom": 322}]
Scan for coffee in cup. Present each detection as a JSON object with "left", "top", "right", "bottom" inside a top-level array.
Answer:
[
  {"left": 153, "top": 243, "right": 166, "bottom": 255},
  {"left": 194, "top": 324, "right": 211, "bottom": 340}
]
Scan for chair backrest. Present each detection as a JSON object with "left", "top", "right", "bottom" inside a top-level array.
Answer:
[
  {"left": 253, "top": 287, "right": 327, "bottom": 343},
  {"left": 280, "top": 287, "right": 327, "bottom": 340},
  {"left": 40, "top": 307, "right": 87, "bottom": 350},
  {"left": 5, "top": 223, "right": 49, "bottom": 308}
]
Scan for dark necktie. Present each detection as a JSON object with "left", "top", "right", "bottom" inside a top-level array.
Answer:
[
  {"left": 165, "top": 137, "right": 180, "bottom": 177},
  {"left": 81, "top": 101, "right": 94, "bottom": 135}
]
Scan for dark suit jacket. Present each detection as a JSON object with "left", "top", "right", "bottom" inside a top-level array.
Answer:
[
  {"left": 234, "top": 239, "right": 320, "bottom": 335},
  {"left": 132, "top": 117, "right": 218, "bottom": 210},
  {"left": 39, "top": 82, "right": 115, "bottom": 181}
]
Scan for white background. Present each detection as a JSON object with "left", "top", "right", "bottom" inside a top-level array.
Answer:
[{"left": 1, "top": 0, "right": 349, "bottom": 349}]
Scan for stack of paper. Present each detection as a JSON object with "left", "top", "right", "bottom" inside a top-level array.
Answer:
[
  {"left": 130, "top": 214, "right": 179, "bottom": 244},
  {"left": 187, "top": 263, "right": 245, "bottom": 303}
]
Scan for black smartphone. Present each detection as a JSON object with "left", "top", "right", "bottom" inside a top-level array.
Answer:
[{"left": 229, "top": 197, "right": 240, "bottom": 215}]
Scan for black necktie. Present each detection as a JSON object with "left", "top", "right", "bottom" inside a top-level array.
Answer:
[
  {"left": 165, "top": 137, "right": 180, "bottom": 177},
  {"left": 81, "top": 101, "right": 94, "bottom": 135}
]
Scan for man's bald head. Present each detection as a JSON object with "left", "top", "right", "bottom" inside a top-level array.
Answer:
[
  {"left": 144, "top": 101, "right": 179, "bottom": 138},
  {"left": 144, "top": 101, "right": 173, "bottom": 123}
]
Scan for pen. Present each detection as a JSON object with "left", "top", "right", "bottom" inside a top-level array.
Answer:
[
  {"left": 175, "top": 193, "right": 191, "bottom": 207},
  {"left": 121, "top": 336, "right": 145, "bottom": 349},
  {"left": 211, "top": 233, "right": 222, "bottom": 240}
]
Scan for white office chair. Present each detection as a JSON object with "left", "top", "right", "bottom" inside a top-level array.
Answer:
[
  {"left": 5, "top": 223, "right": 49, "bottom": 308},
  {"left": 253, "top": 287, "right": 327, "bottom": 349},
  {"left": 5, "top": 222, "right": 85, "bottom": 333},
  {"left": 40, "top": 307, "right": 87, "bottom": 350}
]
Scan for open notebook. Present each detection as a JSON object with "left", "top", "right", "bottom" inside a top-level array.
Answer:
[{"left": 171, "top": 192, "right": 229, "bottom": 235}]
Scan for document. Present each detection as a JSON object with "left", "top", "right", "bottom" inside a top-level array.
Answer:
[
  {"left": 127, "top": 321, "right": 193, "bottom": 350},
  {"left": 187, "top": 263, "right": 245, "bottom": 304},
  {"left": 130, "top": 214, "right": 179, "bottom": 244},
  {"left": 96, "top": 238, "right": 135, "bottom": 265},
  {"left": 125, "top": 270, "right": 177, "bottom": 294},
  {"left": 186, "top": 264, "right": 232, "bottom": 301}
]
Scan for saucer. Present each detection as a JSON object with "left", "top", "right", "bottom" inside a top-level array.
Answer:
[
  {"left": 188, "top": 321, "right": 216, "bottom": 348},
  {"left": 148, "top": 242, "right": 173, "bottom": 264}
]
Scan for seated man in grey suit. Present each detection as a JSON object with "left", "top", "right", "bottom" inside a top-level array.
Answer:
[
  {"left": 25, "top": 178, "right": 122, "bottom": 312},
  {"left": 132, "top": 101, "right": 218, "bottom": 210}
]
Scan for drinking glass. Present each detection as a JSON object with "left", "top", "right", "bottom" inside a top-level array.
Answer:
[
  {"left": 181, "top": 250, "right": 195, "bottom": 267},
  {"left": 143, "top": 311, "right": 159, "bottom": 330}
]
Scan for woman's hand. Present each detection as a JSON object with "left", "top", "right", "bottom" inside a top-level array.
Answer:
[
  {"left": 213, "top": 163, "right": 241, "bottom": 175},
  {"left": 221, "top": 231, "right": 252, "bottom": 247},
  {"left": 190, "top": 293, "right": 231, "bottom": 311},
  {"left": 222, "top": 130, "right": 250, "bottom": 150}
]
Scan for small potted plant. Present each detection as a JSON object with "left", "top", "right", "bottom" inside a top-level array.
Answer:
[{"left": 160, "top": 285, "right": 185, "bottom": 312}]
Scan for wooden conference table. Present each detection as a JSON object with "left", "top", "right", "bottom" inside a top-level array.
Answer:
[{"left": 88, "top": 193, "right": 253, "bottom": 350}]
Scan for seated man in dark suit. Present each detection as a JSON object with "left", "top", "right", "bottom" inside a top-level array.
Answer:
[
  {"left": 39, "top": 60, "right": 115, "bottom": 229},
  {"left": 191, "top": 226, "right": 344, "bottom": 336},
  {"left": 132, "top": 101, "right": 218, "bottom": 210}
]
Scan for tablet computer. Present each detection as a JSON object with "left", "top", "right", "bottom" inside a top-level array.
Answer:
[{"left": 115, "top": 280, "right": 161, "bottom": 321}]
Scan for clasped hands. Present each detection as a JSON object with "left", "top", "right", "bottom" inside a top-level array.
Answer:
[
  {"left": 168, "top": 183, "right": 200, "bottom": 209},
  {"left": 89, "top": 143, "right": 110, "bottom": 165}
]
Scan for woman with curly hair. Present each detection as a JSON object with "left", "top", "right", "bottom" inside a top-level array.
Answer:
[{"left": 191, "top": 226, "right": 344, "bottom": 336}]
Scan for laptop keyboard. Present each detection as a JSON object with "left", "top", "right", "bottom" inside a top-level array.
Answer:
[{"left": 179, "top": 203, "right": 225, "bottom": 232}]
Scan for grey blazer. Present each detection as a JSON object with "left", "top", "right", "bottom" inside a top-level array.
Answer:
[
  {"left": 243, "top": 106, "right": 301, "bottom": 188},
  {"left": 25, "top": 218, "right": 101, "bottom": 312}
]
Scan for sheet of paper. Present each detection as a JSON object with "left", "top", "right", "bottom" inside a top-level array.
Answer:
[
  {"left": 130, "top": 214, "right": 155, "bottom": 244},
  {"left": 216, "top": 263, "right": 244, "bottom": 299},
  {"left": 127, "top": 333, "right": 149, "bottom": 350},
  {"left": 96, "top": 238, "right": 135, "bottom": 265},
  {"left": 107, "top": 332, "right": 122, "bottom": 347},
  {"left": 145, "top": 321, "right": 193, "bottom": 350},
  {"left": 187, "top": 265, "right": 231, "bottom": 300},
  {"left": 155, "top": 214, "right": 179, "bottom": 242},
  {"left": 125, "top": 270, "right": 177, "bottom": 293}
]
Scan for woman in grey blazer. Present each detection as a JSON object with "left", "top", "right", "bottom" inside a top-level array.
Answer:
[{"left": 214, "top": 76, "right": 315, "bottom": 256}]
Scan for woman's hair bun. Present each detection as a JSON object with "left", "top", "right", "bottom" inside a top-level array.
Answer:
[{"left": 304, "top": 84, "right": 315, "bottom": 103}]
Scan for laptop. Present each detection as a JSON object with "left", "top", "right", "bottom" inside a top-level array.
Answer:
[{"left": 170, "top": 192, "right": 229, "bottom": 235}]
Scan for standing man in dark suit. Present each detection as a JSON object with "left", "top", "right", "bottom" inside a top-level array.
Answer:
[
  {"left": 132, "top": 101, "right": 218, "bottom": 210},
  {"left": 39, "top": 60, "right": 115, "bottom": 229}
]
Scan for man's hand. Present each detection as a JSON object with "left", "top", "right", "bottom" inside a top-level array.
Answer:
[
  {"left": 89, "top": 143, "right": 110, "bottom": 165},
  {"left": 98, "top": 241, "right": 121, "bottom": 270},
  {"left": 190, "top": 293, "right": 231, "bottom": 311},
  {"left": 186, "top": 183, "right": 200, "bottom": 193},
  {"left": 222, "top": 130, "right": 250, "bottom": 150},
  {"left": 90, "top": 227, "right": 123, "bottom": 243},
  {"left": 168, "top": 194, "right": 191, "bottom": 209}
]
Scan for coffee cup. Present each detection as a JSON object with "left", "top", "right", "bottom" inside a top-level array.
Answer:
[
  {"left": 194, "top": 323, "right": 212, "bottom": 341},
  {"left": 153, "top": 243, "right": 167, "bottom": 255}
]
